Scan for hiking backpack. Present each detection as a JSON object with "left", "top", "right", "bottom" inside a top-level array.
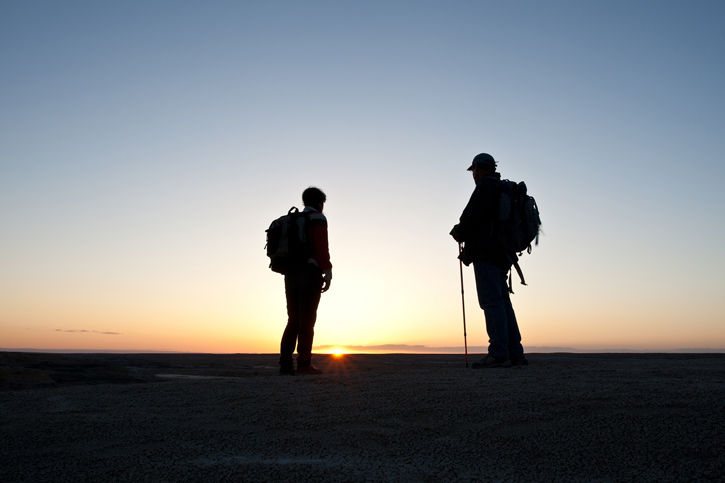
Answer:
[
  {"left": 265, "top": 207, "right": 311, "bottom": 274},
  {"left": 496, "top": 180, "right": 541, "bottom": 291}
]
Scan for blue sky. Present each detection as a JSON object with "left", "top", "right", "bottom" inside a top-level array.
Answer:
[{"left": 1, "top": 1, "right": 723, "bottom": 352}]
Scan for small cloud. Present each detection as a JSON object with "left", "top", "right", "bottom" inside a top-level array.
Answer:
[{"left": 54, "top": 329, "right": 123, "bottom": 335}]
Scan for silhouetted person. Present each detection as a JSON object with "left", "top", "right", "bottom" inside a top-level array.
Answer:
[
  {"left": 450, "top": 153, "right": 528, "bottom": 368},
  {"left": 279, "top": 187, "right": 332, "bottom": 375}
]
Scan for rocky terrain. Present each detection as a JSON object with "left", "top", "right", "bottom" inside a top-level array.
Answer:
[{"left": 1, "top": 352, "right": 723, "bottom": 482}]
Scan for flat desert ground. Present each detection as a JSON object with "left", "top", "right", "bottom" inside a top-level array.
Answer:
[{"left": 1, "top": 352, "right": 724, "bottom": 482}]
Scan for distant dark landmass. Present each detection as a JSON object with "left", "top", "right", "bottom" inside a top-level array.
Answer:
[
  {"left": 3, "top": 345, "right": 725, "bottom": 354},
  {"left": 0, "top": 348, "right": 185, "bottom": 354},
  {"left": 316, "top": 344, "right": 725, "bottom": 354}
]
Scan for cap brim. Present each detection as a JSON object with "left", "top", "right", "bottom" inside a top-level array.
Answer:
[{"left": 468, "top": 162, "right": 496, "bottom": 171}]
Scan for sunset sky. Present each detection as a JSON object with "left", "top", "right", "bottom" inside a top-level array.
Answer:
[{"left": 2, "top": 1, "right": 724, "bottom": 353}]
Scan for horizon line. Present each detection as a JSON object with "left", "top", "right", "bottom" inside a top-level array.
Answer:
[{"left": 2, "top": 346, "right": 725, "bottom": 354}]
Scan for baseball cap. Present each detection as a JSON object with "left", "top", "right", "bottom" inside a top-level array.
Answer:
[{"left": 467, "top": 153, "right": 497, "bottom": 171}]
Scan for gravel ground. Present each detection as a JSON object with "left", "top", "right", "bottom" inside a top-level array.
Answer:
[{"left": 1, "top": 353, "right": 724, "bottom": 482}]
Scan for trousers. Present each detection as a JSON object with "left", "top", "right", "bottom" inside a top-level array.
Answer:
[
  {"left": 473, "top": 260, "right": 524, "bottom": 358},
  {"left": 280, "top": 264, "right": 323, "bottom": 367}
]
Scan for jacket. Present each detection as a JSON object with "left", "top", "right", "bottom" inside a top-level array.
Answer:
[
  {"left": 452, "top": 173, "right": 516, "bottom": 270},
  {"left": 303, "top": 207, "right": 332, "bottom": 271}
]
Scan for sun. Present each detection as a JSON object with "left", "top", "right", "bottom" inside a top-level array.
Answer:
[
  {"left": 317, "top": 346, "right": 354, "bottom": 358},
  {"left": 321, "top": 347, "right": 349, "bottom": 357}
]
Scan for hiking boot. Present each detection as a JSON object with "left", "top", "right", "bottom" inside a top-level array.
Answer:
[
  {"left": 296, "top": 364, "right": 323, "bottom": 375},
  {"left": 471, "top": 355, "right": 511, "bottom": 368},
  {"left": 279, "top": 366, "right": 295, "bottom": 376},
  {"left": 511, "top": 355, "right": 529, "bottom": 367}
]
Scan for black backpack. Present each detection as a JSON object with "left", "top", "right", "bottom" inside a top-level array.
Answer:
[
  {"left": 496, "top": 180, "right": 541, "bottom": 291},
  {"left": 265, "top": 207, "right": 311, "bottom": 274}
]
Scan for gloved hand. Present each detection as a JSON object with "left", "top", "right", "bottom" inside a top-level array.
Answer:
[
  {"left": 450, "top": 224, "right": 463, "bottom": 243},
  {"left": 322, "top": 269, "right": 332, "bottom": 293}
]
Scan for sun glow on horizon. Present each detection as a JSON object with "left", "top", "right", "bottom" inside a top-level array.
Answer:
[{"left": 318, "top": 347, "right": 350, "bottom": 357}]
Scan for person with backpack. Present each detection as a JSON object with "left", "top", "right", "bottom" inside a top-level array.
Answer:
[
  {"left": 275, "top": 187, "right": 332, "bottom": 375},
  {"left": 450, "top": 153, "right": 529, "bottom": 368}
]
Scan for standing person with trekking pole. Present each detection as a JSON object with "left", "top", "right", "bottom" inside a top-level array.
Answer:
[{"left": 450, "top": 153, "right": 529, "bottom": 368}]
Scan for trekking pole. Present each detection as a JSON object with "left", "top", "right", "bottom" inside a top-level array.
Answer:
[{"left": 458, "top": 243, "right": 469, "bottom": 368}]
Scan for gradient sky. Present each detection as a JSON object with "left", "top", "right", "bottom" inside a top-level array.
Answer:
[{"left": 2, "top": 1, "right": 724, "bottom": 353}]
